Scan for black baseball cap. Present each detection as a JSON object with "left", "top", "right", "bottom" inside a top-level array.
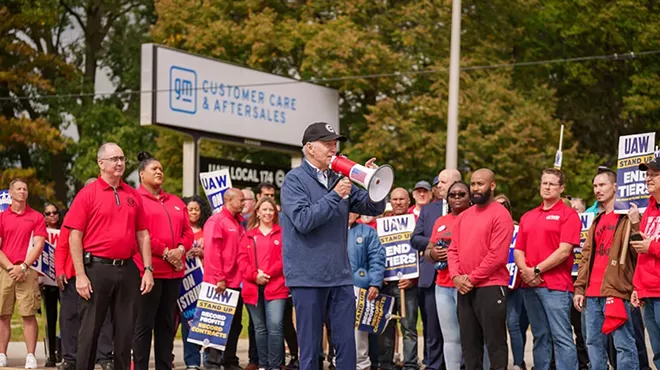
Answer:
[
  {"left": 639, "top": 157, "right": 660, "bottom": 171},
  {"left": 302, "top": 122, "right": 346, "bottom": 146},
  {"left": 414, "top": 181, "right": 432, "bottom": 191}
]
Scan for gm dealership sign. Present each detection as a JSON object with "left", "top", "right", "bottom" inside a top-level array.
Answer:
[{"left": 140, "top": 44, "right": 340, "bottom": 148}]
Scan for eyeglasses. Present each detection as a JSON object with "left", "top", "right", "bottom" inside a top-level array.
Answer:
[
  {"left": 541, "top": 182, "right": 561, "bottom": 188},
  {"left": 44, "top": 211, "right": 58, "bottom": 216},
  {"left": 100, "top": 156, "right": 126, "bottom": 163},
  {"left": 448, "top": 192, "right": 467, "bottom": 198}
]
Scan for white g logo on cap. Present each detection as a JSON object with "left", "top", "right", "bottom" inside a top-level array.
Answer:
[{"left": 325, "top": 124, "right": 336, "bottom": 133}]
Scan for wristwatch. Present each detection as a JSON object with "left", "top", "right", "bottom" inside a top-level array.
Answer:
[
  {"left": 144, "top": 266, "right": 154, "bottom": 273},
  {"left": 20, "top": 263, "right": 28, "bottom": 272},
  {"left": 178, "top": 245, "right": 185, "bottom": 253},
  {"left": 534, "top": 266, "right": 541, "bottom": 276}
]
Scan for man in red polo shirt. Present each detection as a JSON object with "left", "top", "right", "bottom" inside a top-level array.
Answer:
[
  {"left": 64, "top": 143, "right": 154, "bottom": 370},
  {"left": 203, "top": 188, "right": 246, "bottom": 370},
  {"left": 0, "top": 178, "right": 46, "bottom": 369},
  {"left": 55, "top": 178, "right": 114, "bottom": 370},
  {"left": 514, "top": 168, "right": 581, "bottom": 370},
  {"left": 448, "top": 168, "right": 514, "bottom": 370}
]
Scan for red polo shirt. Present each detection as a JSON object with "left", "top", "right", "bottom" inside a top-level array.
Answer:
[
  {"left": 515, "top": 200, "right": 581, "bottom": 292},
  {"left": 0, "top": 205, "right": 47, "bottom": 264},
  {"left": 64, "top": 176, "right": 147, "bottom": 260}
]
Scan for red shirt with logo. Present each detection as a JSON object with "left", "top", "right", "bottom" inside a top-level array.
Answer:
[
  {"left": 203, "top": 207, "right": 245, "bottom": 288},
  {"left": 237, "top": 225, "right": 288, "bottom": 305},
  {"left": 633, "top": 196, "right": 660, "bottom": 298},
  {"left": 0, "top": 205, "right": 47, "bottom": 264},
  {"left": 515, "top": 201, "right": 581, "bottom": 292},
  {"left": 586, "top": 211, "right": 619, "bottom": 297},
  {"left": 63, "top": 176, "right": 148, "bottom": 260},
  {"left": 430, "top": 213, "right": 456, "bottom": 288},
  {"left": 54, "top": 225, "right": 74, "bottom": 279},
  {"left": 133, "top": 186, "right": 194, "bottom": 279},
  {"left": 448, "top": 202, "right": 514, "bottom": 287}
]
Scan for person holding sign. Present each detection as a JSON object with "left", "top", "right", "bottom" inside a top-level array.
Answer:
[
  {"left": 514, "top": 169, "right": 581, "bottom": 370},
  {"left": 447, "top": 169, "right": 514, "bottom": 370},
  {"left": 425, "top": 181, "right": 471, "bottom": 370},
  {"left": 132, "top": 152, "right": 194, "bottom": 370},
  {"left": 237, "top": 197, "right": 288, "bottom": 370},
  {"left": 631, "top": 157, "right": 660, "bottom": 369},
  {"left": 378, "top": 187, "right": 420, "bottom": 370},
  {"left": 347, "top": 212, "right": 385, "bottom": 370},
  {"left": 43, "top": 203, "right": 62, "bottom": 367},
  {"left": 280, "top": 122, "right": 385, "bottom": 370},
  {"left": 0, "top": 178, "right": 46, "bottom": 369},
  {"left": 573, "top": 169, "right": 639, "bottom": 370},
  {"left": 64, "top": 143, "right": 155, "bottom": 370},
  {"left": 203, "top": 188, "right": 246, "bottom": 370},
  {"left": 180, "top": 195, "right": 211, "bottom": 369}
]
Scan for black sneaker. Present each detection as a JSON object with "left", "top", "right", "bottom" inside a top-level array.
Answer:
[
  {"left": 45, "top": 356, "right": 57, "bottom": 368},
  {"left": 286, "top": 358, "right": 299, "bottom": 370},
  {"left": 58, "top": 361, "right": 75, "bottom": 370},
  {"left": 99, "top": 361, "right": 114, "bottom": 370}
]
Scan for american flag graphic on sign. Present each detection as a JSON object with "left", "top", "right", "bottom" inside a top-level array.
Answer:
[{"left": 351, "top": 167, "right": 367, "bottom": 183}]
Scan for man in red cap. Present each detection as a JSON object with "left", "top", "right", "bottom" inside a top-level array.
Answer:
[{"left": 631, "top": 157, "right": 660, "bottom": 369}]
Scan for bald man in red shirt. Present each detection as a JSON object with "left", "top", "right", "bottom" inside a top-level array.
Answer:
[{"left": 448, "top": 169, "right": 514, "bottom": 370}]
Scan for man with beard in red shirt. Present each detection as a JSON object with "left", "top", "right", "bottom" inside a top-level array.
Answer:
[{"left": 447, "top": 169, "right": 513, "bottom": 370}]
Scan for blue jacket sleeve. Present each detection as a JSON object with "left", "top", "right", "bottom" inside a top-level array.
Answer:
[
  {"left": 281, "top": 173, "right": 343, "bottom": 235},
  {"left": 366, "top": 228, "right": 385, "bottom": 288},
  {"left": 348, "top": 185, "right": 386, "bottom": 216},
  {"left": 411, "top": 207, "right": 430, "bottom": 251}
]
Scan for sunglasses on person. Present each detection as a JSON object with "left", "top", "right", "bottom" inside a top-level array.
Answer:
[
  {"left": 448, "top": 191, "right": 468, "bottom": 199},
  {"left": 44, "top": 211, "right": 58, "bottom": 216}
]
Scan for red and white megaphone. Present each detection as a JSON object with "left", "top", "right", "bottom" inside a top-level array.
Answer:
[{"left": 329, "top": 155, "right": 394, "bottom": 202}]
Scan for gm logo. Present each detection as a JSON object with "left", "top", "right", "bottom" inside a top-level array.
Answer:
[{"left": 169, "top": 66, "right": 197, "bottom": 114}]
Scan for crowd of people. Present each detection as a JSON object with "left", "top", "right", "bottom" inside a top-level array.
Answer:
[{"left": 0, "top": 121, "right": 659, "bottom": 370}]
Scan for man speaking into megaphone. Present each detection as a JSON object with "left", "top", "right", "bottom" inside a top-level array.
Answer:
[{"left": 280, "top": 122, "right": 387, "bottom": 370}]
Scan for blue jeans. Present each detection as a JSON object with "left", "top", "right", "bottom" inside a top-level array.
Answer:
[
  {"left": 643, "top": 298, "right": 660, "bottom": 369},
  {"left": 378, "top": 283, "right": 419, "bottom": 370},
  {"left": 246, "top": 292, "right": 287, "bottom": 370},
  {"left": 180, "top": 315, "right": 204, "bottom": 367},
  {"left": 522, "top": 288, "right": 577, "bottom": 370},
  {"left": 434, "top": 286, "right": 460, "bottom": 370},
  {"left": 507, "top": 289, "right": 529, "bottom": 367},
  {"left": 585, "top": 297, "right": 638, "bottom": 370}
]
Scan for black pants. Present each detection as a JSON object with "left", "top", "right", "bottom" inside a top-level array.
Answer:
[
  {"left": 132, "top": 278, "right": 182, "bottom": 370},
  {"left": 76, "top": 261, "right": 140, "bottom": 370},
  {"left": 283, "top": 297, "right": 298, "bottom": 360},
  {"left": 59, "top": 277, "right": 113, "bottom": 364},
  {"left": 457, "top": 286, "right": 508, "bottom": 370},
  {"left": 206, "top": 288, "right": 243, "bottom": 369},
  {"left": 42, "top": 285, "right": 60, "bottom": 359},
  {"left": 570, "top": 303, "right": 589, "bottom": 369}
]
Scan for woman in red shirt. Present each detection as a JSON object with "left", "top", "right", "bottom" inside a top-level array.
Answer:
[
  {"left": 237, "top": 197, "right": 288, "bottom": 370},
  {"left": 424, "top": 181, "right": 471, "bottom": 370},
  {"left": 131, "top": 152, "right": 194, "bottom": 370}
]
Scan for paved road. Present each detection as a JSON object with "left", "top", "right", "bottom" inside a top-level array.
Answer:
[{"left": 3, "top": 332, "right": 656, "bottom": 370}]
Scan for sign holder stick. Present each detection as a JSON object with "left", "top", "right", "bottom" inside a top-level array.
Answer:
[
  {"left": 554, "top": 125, "right": 564, "bottom": 170},
  {"left": 619, "top": 221, "right": 632, "bottom": 265},
  {"left": 400, "top": 288, "right": 406, "bottom": 318}
]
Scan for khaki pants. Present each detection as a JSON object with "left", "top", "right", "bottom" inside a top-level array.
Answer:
[{"left": 0, "top": 268, "right": 41, "bottom": 317}]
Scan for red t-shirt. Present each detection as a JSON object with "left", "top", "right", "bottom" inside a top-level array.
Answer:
[
  {"left": 193, "top": 229, "right": 204, "bottom": 247},
  {"left": 430, "top": 214, "right": 457, "bottom": 287},
  {"left": 447, "top": 202, "right": 514, "bottom": 287},
  {"left": 0, "top": 205, "right": 47, "bottom": 264},
  {"left": 64, "top": 176, "right": 148, "bottom": 260},
  {"left": 515, "top": 201, "right": 581, "bottom": 292},
  {"left": 586, "top": 211, "right": 619, "bottom": 297}
]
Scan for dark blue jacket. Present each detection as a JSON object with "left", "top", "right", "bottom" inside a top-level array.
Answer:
[
  {"left": 411, "top": 200, "right": 445, "bottom": 288},
  {"left": 348, "top": 223, "right": 385, "bottom": 289},
  {"left": 281, "top": 160, "right": 386, "bottom": 287}
]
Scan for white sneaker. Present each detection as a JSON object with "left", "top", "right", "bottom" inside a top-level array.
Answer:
[
  {"left": 25, "top": 354, "right": 37, "bottom": 369},
  {"left": 0, "top": 353, "right": 7, "bottom": 367},
  {"left": 513, "top": 366, "right": 523, "bottom": 370}
]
